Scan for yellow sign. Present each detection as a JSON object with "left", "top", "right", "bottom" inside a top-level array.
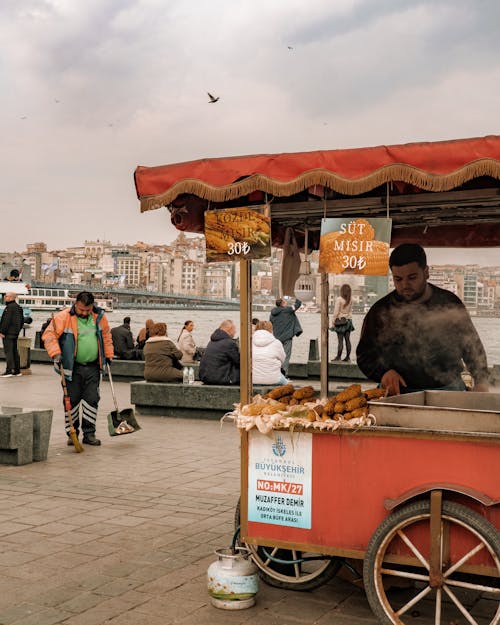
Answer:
[
  {"left": 205, "top": 206, "right": 271, "bottom": 263},
  {"left": 319, "top": 217, "right": 392, "bottom": 275}
]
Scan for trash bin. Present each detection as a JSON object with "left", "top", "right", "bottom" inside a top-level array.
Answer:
[{"left": 17, "top": 336, "right": 31, "bottom": 372}]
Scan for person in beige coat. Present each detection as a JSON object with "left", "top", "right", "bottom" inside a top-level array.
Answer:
[
  {"left": 143, "top": 322, "right": 184, "bottom": 382},
  {"left": 177, "top": 320, "right": 197, "bottom": 364}
]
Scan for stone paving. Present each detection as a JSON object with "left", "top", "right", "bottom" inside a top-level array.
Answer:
[
  {"left": 3, "top": 365, "right": 497, "bottom": 625},
  {"left": 0, "top": 365, "right": 379, "bottom": 625}
]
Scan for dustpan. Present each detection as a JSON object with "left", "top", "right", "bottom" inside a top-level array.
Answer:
[{"left": 106, "top": 363, "right": 141, "bottom": 436}]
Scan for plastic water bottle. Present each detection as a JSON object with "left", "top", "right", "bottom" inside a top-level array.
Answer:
[
  {"left": 183, "top": 367, "right": 189, "bottom": 385},
  {"left": 188, "top": 367, "right": 195, "bottom": 385}
]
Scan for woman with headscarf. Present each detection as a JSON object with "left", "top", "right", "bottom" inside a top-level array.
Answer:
[{"left": 143, "top": 322, "right": 184, "bottom": 382}]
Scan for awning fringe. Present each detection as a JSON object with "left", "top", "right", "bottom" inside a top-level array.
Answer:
[{"left": 139, "top": 158, "right": 500, "bottom": 212}]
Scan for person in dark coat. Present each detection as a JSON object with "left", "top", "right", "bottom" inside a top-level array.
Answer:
[
  {"left": 199, "top": 319, "right": 240, "bottom": 385},
  {"left": 356, "top": 243, "right": 489, "bottom": 395},
  {"left": 0, "top": 292, "right": 25, "bottom": 377},
  {"left": 269, "top": 297, "right": 302, "bottom": 375},
  {"left": 143, "top": 322, "right": 183, "bottom": 382},
  {"left": 111, "top": 316, "right": 139, "bottom": 359}
]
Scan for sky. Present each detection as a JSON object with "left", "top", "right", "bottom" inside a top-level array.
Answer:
[{"left": 2, "top": 0, "right": 499, "bottom": 265}]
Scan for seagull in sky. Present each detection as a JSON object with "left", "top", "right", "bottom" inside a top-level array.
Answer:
[
  {"left": 207, "top": 92, "right": 219, "bottom": 103},
  {"left": 287, "top": 45, "right": 294, "bottom": 50}
]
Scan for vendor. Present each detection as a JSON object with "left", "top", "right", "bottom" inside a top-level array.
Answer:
[{"left": 356, "top": 243, "right": 489, "bottom": 396}]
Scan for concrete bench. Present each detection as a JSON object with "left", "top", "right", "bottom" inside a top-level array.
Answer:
[
  {"left": 0, "top": 408, "right": 53, "bottom": 465},
  {"left": 130, "top": 381, "right": 273, "bottom": 419}
]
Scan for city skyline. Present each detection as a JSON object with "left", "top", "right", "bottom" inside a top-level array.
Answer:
[{"left": 0, "top": 238, "right": 498, "bottom": 269}]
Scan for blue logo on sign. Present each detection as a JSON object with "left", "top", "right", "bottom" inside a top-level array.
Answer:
[{"left": 272, "top": 435, "right": 286, "bottom": 457}]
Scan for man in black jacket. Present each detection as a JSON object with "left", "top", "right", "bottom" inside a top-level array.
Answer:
[
  {"left": 356, "top": 243, "right": 489, "bottom": 395},
  {"left": 269, "top": 297, "right": 302, "bottom": 375},
  {"left": 199, "top": 319, "right": 240, "bottom": 385},
  {"left": 111, "top": 316, "right": 139, "bottom": 359},
  {"left": 0, "top": 292, "right": 25, "bottom": 377}
]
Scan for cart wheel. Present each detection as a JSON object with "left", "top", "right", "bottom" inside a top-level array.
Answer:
[
  {"left": 234, "top": 500, "right": 341, "bottom": 591},
  {"left": 363, "top": 500, "right": 500, "bottom": 625}
]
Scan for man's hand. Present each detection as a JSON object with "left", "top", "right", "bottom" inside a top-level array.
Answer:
[
  {"left": 53, "top": 354, "right": 62, "bottom": 364},
  {"left": 106, "top": 358, "right": 113, "bottom": 365},
  {"left": 381, "top": 369, "right": 407, "bottom": 396}
]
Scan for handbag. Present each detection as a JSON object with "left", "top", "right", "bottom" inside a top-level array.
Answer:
[{"left": 334, "top": 316, "right": 348, "bottom": 327}]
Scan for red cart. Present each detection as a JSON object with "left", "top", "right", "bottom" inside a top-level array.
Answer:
[{"left": 237, "top": 392, "right": 500, "bottom": 625}]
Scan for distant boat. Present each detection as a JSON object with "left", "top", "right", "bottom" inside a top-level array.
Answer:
[{"left": 17, "top": 285, "right": 113, "bottom": 312}]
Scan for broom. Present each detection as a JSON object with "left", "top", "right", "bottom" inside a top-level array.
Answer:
[{"left": 51, "top": 314, "right": 84, "bottom": 453}]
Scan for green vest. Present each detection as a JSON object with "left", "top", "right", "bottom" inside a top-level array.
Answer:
[{"left": 76, "top": 315, "right": 99, "bottom": 363}]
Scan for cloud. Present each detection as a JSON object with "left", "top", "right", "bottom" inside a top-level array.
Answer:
[{"left": 0, "top": 0, "right": 499, "bottom": 253}]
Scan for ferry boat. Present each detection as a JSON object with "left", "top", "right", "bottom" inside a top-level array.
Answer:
[{"left": 17, "top": 286, "right": 113, "bottom": 312}]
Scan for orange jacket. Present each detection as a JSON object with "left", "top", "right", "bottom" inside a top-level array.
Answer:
[{"left": 42, "top": 306, "right": 114, "bottom": 379}]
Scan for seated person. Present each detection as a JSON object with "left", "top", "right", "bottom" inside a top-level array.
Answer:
[
  {"left": 143, "top": 322, "right": 183, "bottom": 382},
  {"left": 39, "top": 317, "right": 52, "bottom": 349},
  {"left": 252, "top": 320, "right": 288, "bottom": 386},
  {"left": 177, "top": 320, "right": 197, "bottom": 364},
  {"left": 111, "top": 316, "right": 140, "bottom": 359},
  {"left": 136, "top": 318, "right": 154, "bottom": 350},
  {"left": 199, "top": 319, "right": 240, "bottom": 385}
]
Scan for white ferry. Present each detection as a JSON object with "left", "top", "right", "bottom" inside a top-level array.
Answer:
[{"left": 17, "top": 286, "right": 113, "bottom": 312}]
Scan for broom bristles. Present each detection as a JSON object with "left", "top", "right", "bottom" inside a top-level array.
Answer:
[{"left": 70, "top": 427, "right": 84, "bottom": 453}]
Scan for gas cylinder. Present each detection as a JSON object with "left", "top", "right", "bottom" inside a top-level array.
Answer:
[{"left": 207, "top": 547, "right": 258, "bottom": 610}]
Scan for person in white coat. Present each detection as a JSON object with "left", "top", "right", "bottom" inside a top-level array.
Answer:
[{"left": 252, "top": 320, "right": 289, "bottom": 386}]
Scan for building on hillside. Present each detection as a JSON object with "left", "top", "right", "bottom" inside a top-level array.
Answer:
[
  {"left": 113, "top": 250, "right": 142, "bottom": 287},
  {"left": 203, "top": 264, "right": 232, "bottom": 298}
]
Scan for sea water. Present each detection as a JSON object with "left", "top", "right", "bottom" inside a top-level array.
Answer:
[{"left": 28, "top": 309, "right": 500, "bottom": 366}]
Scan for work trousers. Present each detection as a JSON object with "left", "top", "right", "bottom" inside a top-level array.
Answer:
[
  {"left": 63, "top": 362, "right": 100, "bottom": 436},
  {"left": 3, "top": 337, "right": 20, "bottom": 374}
]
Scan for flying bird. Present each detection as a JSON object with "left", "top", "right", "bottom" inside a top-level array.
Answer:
[
  {"left": 207, "top": 92, "right": 219, "bottom": 103},
  {"left": 287, "top": 46, "right": 294, "bottom": 50},
  {"left": 20, "top": 116, "right": 27, "bottom": 119}
]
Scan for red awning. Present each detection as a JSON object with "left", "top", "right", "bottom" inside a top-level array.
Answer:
[{"left": 135, "top": 135, "right": 500, "bottom": 212}]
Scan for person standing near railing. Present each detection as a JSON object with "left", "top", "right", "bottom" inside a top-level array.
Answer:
[
  {"left": 0, "top": 292, "right": 24, "bottom": 377},
  {"left": 331, "top": 284, "right": 354, "bottom": 362}
]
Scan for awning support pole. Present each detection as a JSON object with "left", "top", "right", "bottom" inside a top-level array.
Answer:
[
  {"left": 320, "top": 272, "right": 329, "bottom": 399},
  {"left": 239, "top": 259, "right": 252, "bottom": 406}
]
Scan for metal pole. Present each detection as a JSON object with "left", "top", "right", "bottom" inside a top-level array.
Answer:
[
  {"left": 239, "top": 259, "right": 252, "bottom": 406},
  {"left": 320, "top": 272, "right": 329, "bottom": 399}
]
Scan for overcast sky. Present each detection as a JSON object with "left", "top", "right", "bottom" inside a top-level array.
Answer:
[{"left": 2, "top": 0, "right": 499, "bottom": 264}]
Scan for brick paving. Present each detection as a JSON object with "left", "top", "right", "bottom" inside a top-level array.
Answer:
[
  {"left": 0, "top": 365, "right": 378, "bottom": 625},
  {"left": 5, "top": 365, "right": 496, "bottom": 625}
]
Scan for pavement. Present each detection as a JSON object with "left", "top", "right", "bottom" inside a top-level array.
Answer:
[{"left": 0, "top": 364, "right": 381, "bottom": 625}]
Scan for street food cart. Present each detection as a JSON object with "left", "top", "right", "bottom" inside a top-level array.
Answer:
[
  {"left": 135, "top": 135, "right": 500, "bottom": 623},
  {"left": 234, "top": 391, "right": 499, "bottom": 624}
]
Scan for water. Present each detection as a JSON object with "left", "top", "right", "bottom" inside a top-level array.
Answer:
[{"left": 27, "top": 308, "right": 500, "bottom": 366}]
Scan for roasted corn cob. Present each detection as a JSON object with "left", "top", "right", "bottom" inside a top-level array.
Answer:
[
  {"left": 292, "top": 386, "right": 315, "bottom": 400},
  {"left": 364, "top": 387, "right": 387, "bottom": 400},
  {"left": 344, "top": 396, "right": 367, "bottom": 412},
  {"left": 334, "top": 384, "right": 362, "bottom": 403}
]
